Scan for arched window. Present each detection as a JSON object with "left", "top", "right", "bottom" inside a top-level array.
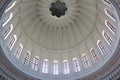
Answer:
[
  {"left": 102, "top": 30, "right": 113, "bottom": 46},
  {"left": 104, "top": 8, "right": 116, "bottom": 21},
  {"left": 5, "top": 1, "right": 16, "bottom": 13},
  {"left": 23, "top": 51, "right": 31, "bottom": 66},
  {"left": 32, "top": 56, "right": 39, "bottom": 71},
  {"left": 97, "top": 40, "right": 106, "bottom": 55},
  {"left": 90, "top": 48, "right": 99, "bottom": 63},
  {"left": 53, "top": 60, "right": 59, "bottom": 75},
  {"left": 3, "top": 24, "right": 13, "bottom": 40},
  {"left": 8, "top": 35, "right": 17, "bottom": 51},
  {"left": 14, "top": 43, "right": 23, "bottom": 60},
  {"left": 42, "top": 59, "right": 49, "bottom": 74},
  {"left": 2, "top": 13, "right": 13, "bottom": 27},
  {"left": 73, "top": 58, "right": 80, "bottom": 72},
  {"left": 102, "top": 0, "right": 111, "bottom": 5},
  {"left": 63, "top": 60, "right": 70, "bottom": 74},
  {"left": 82, "top": 54, "right": 91, "bottom": 68},
  {"left": 105, "top": 20, "right": 117, "bottom": 35}
]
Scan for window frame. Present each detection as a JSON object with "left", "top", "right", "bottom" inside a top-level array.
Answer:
[
  {"left": 3, "top": 24, "right": 13, "bottom": 40},
  {"left": 97, "top": 40, "right": 106, "bottom": 55},
  {"left": 8, "top": 34, "right": 17, "bottom": 51},
  {"left": 105, "top": 20, "right": 117, "bottom": 35},
  {"left": 73, "top": 58, "right": 80, "bottom": 72},
  {"left": 90, "top": 48, "right": 99, "bottom": 63},
  {"left": 82, "top": 54, "right": 91, "bottom": 69},
  {"left": 102, "top": 30, "right": 113, "bottom": 46},
  {"left": 53, "top": 60, "right": 59, "bottom": 75},
  {"left": 32, "top": 56, "right": 39, "bottom": 71},
  {"left": 2, "top": 13, "right": 13, "bottom": 27},
  {"left": 14, "top": 43, "right": 23, "bottom": 60},
  {"left": 63, "top": 60, "right": 70, "bottom": 74},
  {"left": 42, "top": 59, "right": 49, "bottom": 74},
  {"left": 23, "top": 51, "right": 31, "bottom": 66}
]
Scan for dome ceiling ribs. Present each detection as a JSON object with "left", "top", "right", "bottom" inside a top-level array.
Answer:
[{"left": 1, "top": 0, "right": 120, "bottom": 80}]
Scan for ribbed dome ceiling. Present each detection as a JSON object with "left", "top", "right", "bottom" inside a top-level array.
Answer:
[
  {"left": 20, "top": 0, "right": 97, "bottom": 50},
  {"left": 0, "top": 0, "right": 120, "bottom": 80}
]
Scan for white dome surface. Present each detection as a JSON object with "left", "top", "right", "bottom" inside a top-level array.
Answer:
[{"left": 0, "top": 0, "right": 120, "bottom": 80}]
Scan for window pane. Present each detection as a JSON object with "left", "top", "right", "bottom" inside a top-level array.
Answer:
[
  {"left": 3, "top": 24, "right": 13, "bottom": 40},
  {"left": 42, "top": 59, "right": 49, "bottom": 74},
  {"left": 23, "top": 51, "right": 31, "bottom": 66},
  {"left": 32, "top": 56, "right": 39, "bottom": 71},
  {"left": 8, "top": 35, "right": 17, "bottom": 51},
  {"left": 14, "top": 44, "right": 23, "bottom": 59},
  {"left": 105, "top": 8, "right": 116, "bottom": 21},
  {"left": 73, "top": 58, "right": 80, "bottom": 72},
  {"left": 63, "top": 60, "right": 70, "bottom": 74},
  {"left": 53, "top": 61, "right": 59, "bottom": 75},
  {"left": 105, "top": 20, "right": 117, "bottom": 35},
  {"left": 82, "top": 54, "right": 91, "bottom": 68},
  {"left": 102, "top": 30, "right": 113, "bottom": 46},
  {"left": 97, "top": 40, "right": 106, "bottom": 55},
  {"left": 90, "top": 49, "right": 99, "bottom": 63},
  {"left": 5, "top": 1, "right": 16, "bottom": 13},
  {"left": 2, "top": 13, "right": 13, "bottom": 27}
]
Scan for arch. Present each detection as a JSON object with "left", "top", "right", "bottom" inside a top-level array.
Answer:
[
  {"left": 102, "top": 0, "right": 111, "bottom": 5},
  {"left": 32, "top": 56, "right": 39, "bottom": 71},
  {"left": 23, "top": 51, "right": 31, "bottom": 66},
  {"left": 63, "top": 60, "right": 70, "bottom": 74},
  {"left": 3, "top": 24, "right": 13, "bottom": 40},
  {"left": 102, "top": 30, "right": 113, "bottom": 46},
  {"left": 81, "top": 54, "right": 91, "bottom": 68},
  {"left": 14, "top": 43, "right": 23, "bottom": 60},
  {"left": 90, "top": 48, "right": 99, "bottom": 63},
  {"left": 104, "top": 8, "right": 116, "bottom": 21},
  {"left": 72, "top": 58, "right": 80, "bottom": 72},
  {"left": 105, "top": 20, "right": 117, "bottom": 35},
  {"left": 5, "top": 1, "right": 16, "bottom": 13},
  {"left": 8, "top": 34, "right": 17, "bottom": 51},
  {"left": 97, "top": 40, "right": 106, "bottom": 55},
  {"left": 42, "top": 59, "right": 49, "bottom": 74},
  {"left": 2, "top": 13, "right": 13, "bottom": 27},
  {"left": 53, "top": 60, "right": 59, "bottom": 75}
]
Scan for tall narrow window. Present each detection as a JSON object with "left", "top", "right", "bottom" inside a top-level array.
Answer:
[
  {"left": 63, "top": 60, "right": 70, "bottom": 74},
  {"left": 14, "top": 43, "right": 23, "bottom": 60},
  {"left": 104, "top": 8, "right": 116, "bottom": 21},
  {"left": 42, "top": 59, "right": 49, "bottom": 74},
  {"left": 23, "top": 51, "right": 31, "bottom": 66},
  {"left": 102, "top": 0, "right": 111, "bottom": 5},
  {"left": 97, "top": 40, "right": 106, "bottom": 55},
  {"left": 82, "top": 54, "right": 91, "bottom": 68},
  {"left": 8, "top": 35, "right": 17, "bottom": 51},
  {"left": 105, "top": 20, "right": 117, "bottom": 35},
  {"left": 73, "top": 58, "right": 80, "bottom": 72},
  {"left": 32, "top": 56, "right": 39, "bottom": 71},
  {"left": 2, "top": 13, "right": 13, "bottom": 27},
  {"left": 3, "top": 24, "right": 13, "bottom": 40},
  {"left": 102, "top": 30, "right": 113, "bottom": 46},
  {"left": 90, "top": 48, "right": 99, "bottom": 63},
  {"left": 53, "top": 60, "right": 59, "bottom": 75},
  {"left": 5, "top": 1, "right": 16, "bottom": 13}
]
